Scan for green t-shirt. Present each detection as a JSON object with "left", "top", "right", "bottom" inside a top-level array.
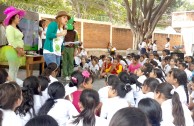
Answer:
[{"left": 6, "top": 25, "right": 24, "bottom": 48}]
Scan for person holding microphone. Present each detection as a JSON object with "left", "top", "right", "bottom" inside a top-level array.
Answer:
[{"left": 43, "top": 11, "right": 70, "bottom": 66}]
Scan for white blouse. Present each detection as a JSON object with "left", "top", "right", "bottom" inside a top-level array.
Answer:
[
  {"left": 174, "top": 85, "right": 188, "bottom": 105},
  {"left": 98, "top": 86, "right": 109, "bottom": 103},
  {"left": 1, "top": 109, "right": 22, "bottom": 126},
  {"left": 66, "top": 116, "right": 108, "bottom": 126},
  {"left": 100, "top": 96, "right": 128, "bottom": 123},
  {"left": 47, "top": 99, "right": 79, "bottom": 126},
  {"left": 160, "top": 99, "right": 193, "bottom": 126},
  {"left": 165, "top": 42, "right": 170, "bottom": 50}
]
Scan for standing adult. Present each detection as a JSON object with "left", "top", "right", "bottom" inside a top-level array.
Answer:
[
  {"left": 62, "top": 17, "right": 78, "bottom": 80},
  {"left": 43, "top": 11, "right": 70, "bottom": 66},
  {"left": 141, "top": 38, "right": 147, "bottom": 54},
  {"left": 0, "top": 6, "right": 26, "bottom": 81},
  {"left": 165, "top": 37, "right": 170, "bottom": 55},
  {"left": 152, "top": 40, "right": 158, "bottom": 54}
]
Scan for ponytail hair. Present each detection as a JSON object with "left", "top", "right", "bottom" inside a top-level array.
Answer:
[
  {"left": 152, "top": 68, "right": 166, "bottom": 83},
  {"left": 38, "top": 81, "right": 65, "bottom": 116},
  {"left": 42, "top": 63, "right": 58, "bottom": 77},
  {"left": 118, "top": 72, "right": 132, "bottom": 91},
  {"left": 69, "top": 71, "right": 84, "bottom": 87},
  {"left": 73, "top": 89, "right": 99, "bottom": 126},
  {"left": 172, "top": 92, "right": 185, "bottom": 126},
  {"left": 155, "top": 82, "right": 186, "bottom": 126},
  {"left": 170, "top": 68, "right": 189, "bottom": 104},
  {"left": 111, "top": 82, "right": 129, "bottom": 98},
  {"left": 18, "top": 76, "right": 41, "bottom": 117}
]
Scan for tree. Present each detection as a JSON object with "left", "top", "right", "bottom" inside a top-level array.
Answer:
[{"left": 123, "top": 0, "right": 176, "bottom": 49}]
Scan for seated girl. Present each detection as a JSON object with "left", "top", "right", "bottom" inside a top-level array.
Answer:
[
  {"left": 67, "top": 70, "right": 93, "bottom": 112},
  {"left": 128, "top": 55, "right": 141, "bottom": 74},
  {"left": 0, "top": 82, "right": 23, "bottom": 126},
  {"left": 109, "top": 58, "right": 123, "bottom": 75},
  {"left": 100, "top": 57, "right": 112, "bottom": 78},
  {"left": 38, "top": 81, "right": 78, "bottom": 126},
  {"left": 66, "top": 89, "right": 107, "bottom": 126},
  {"left": 100, "top": 82, "right": 129, "bottom": 123},
  {"left": 154, "top": 82, "right": 193, "bottom": 126}
]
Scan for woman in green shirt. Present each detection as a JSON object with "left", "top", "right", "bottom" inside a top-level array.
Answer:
[{"left": 0, "top": 6, "right": 26, "bottom": 81}]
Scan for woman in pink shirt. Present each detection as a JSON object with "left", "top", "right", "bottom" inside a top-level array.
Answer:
[{"left": 128, "top": 55, "right": 142, "bottom": 73}]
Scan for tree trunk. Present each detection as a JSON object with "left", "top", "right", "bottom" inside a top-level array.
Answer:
[{"left": 131, "top": 29, "right": 144, "bottom": 50}]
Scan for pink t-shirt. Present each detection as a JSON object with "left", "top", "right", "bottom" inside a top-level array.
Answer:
[
  {"left": 128, "top": 63, "right": 141, "bottom": 73},
  {"left": 72, "top": 90, "right": 82, "bottom": 113}
]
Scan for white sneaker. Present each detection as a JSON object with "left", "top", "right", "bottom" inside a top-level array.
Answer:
[{"left": 65, "top": 76, "right": 70, "bottom": 81}]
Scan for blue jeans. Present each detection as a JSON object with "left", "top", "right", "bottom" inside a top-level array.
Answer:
[{"left": 43, "top": 53, "right": 61, "bottom": 66}]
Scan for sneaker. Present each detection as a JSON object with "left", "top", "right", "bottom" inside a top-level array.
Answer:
[{"left": 66, "top": 76, "right": 70, "bottom": 81}]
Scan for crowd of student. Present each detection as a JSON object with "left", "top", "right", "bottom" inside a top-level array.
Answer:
[{"left": 1, "top": 47, "right": 194, "bottom": 126}]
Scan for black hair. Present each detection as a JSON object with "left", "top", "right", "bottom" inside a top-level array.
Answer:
[
  {"left": 105, "top": 74, "right": 120, "bottom": 86},
  {"left": 166, "top": 38, "right": 170, "bottom": 42},
  {"left": 109, "top": 107, "right": 149, "bottom": 126},
  {"left": 128, "top": 74, "right": 142, "bottom": 89},
  {"left": 188, "top": 56, "right": 194, "bottom": 62},
  {"left": 111, "top": 82, "right": 129, "bottom": 98},
  {"left": 117, "top": 55, "right": 128, "bottom": 65},
  {"left": 151, "top": 68, "right": 166, "bottom": 83},
  {"left": 143, "top": 78, "right": 159, "bottom": 92},
  {"left": 69, "top": 71, "right": 89, "bottom": 87},
  {"left": 17, "top": 76, "right": 41, "bottom": 117},
  {"left": 42, "top": 63, "right": 58, "bottom": 77},
  {"left": 73, "top": 89, "right": 99, "bottom": 126},
  {"left": 133, "top": 55, "right": 140, "bottom": 61},
  {"left": 100, "top": 55, "right": 106, "bottom": 60},
  {"left": 80, "top": 56, "right": 88, "bottom": 68},
  {"left": 170, "top": 68, "right": 189, "bottom": 104},
  {"left": 118, "top": 72, "right": 132, "bottom": 91},
  {"left": 38, "top": 76, "right": 49, "bottom": 91},
  {"left": 179, "top": 62, "right": 188, "bottom": 69},
  {"left": 0, "top": 68, "right": 8, "bottom": 84},
  {"left": 150, "top": 60, "right": 158, "bottom": 67},
  {"left": 38, "top": 82, "right": 65, "bottom": 116},
  {"left": 25, "top": 115, "right": 58, "bottom": 126},
  {"left": 138, "top": 98, "right": 162, "bottom": 126},
  {"left": 142, "top": 63, "right": 153, "bottom": 77},
  {"left": 0, "top": 82, "right": 22, "bottom": 125},
  {"left": 155, "top": 83, "right": 185, "bottom": 126}
]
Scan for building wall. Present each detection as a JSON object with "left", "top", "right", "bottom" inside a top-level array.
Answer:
[
  {"left": 112, "top": 27, "right": 133, "bottom": 50},
  {"left": 153, "top": 33, "right": 182, "bottom": 51}
]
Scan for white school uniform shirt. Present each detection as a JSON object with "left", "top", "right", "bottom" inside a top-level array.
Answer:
[
  {"left": 135, "top": 92, "right": 154, "bottom": 107},
  {"left": 19, "top": 95, "right": 43, "bottom": 125},
  {"left": 165, "top": 42, "right": 170, "bottom": 50},
  {"left": 141, "top": 41, "right": 147, "bottom": 48},
  {"left": 137, "top": 75, "right": 147, "bottom": 84},
  {"left": 98, "top": 59, "right": 104, "bottom": 68},
  {"left": 184, "top": 68, "right": 192, "bottom": 81},
  {"left": 74, "top": 56, "right": 81, "bottom": 66},
  {"left": 47, "top": 99, "right": 79, "bottom": 126},
  {"left": 124, "top": 90, "right": 135, "bottom": 106},
  {"left": 66, "top": 116, "right": 108, "bottom": 126},
  {"left": 40, "top": 75, "right": 58, "bottom": 104},
  {"left": 131, "top": 84, "right": 144, "bottom": 106},
  {"left": 80, "top": 63, "right": 89, "bottom": 70},
  {"left": 126, "top": 59, "right": 131, "bottom": 65},
  {"left": 89, "top": 64, "right": 99, "bottom": 74},
  {"left": 120, "top": 60, "right": 127, "bottom": 70},
  {"left": 100, "top": 96, "right": 128, "bottom": 123},
  {"left": 153, "top": 43, "right": 157, "bottom": 51},
  {"left": 160, "top": 99, "right": 193, "bottom": 126},
  {"left": 190, "top": 91, "right": 194, "bottom": 102},
  {"left": 98, "top": 86, "right": 109, "bottom": 103},
  {"left": 174, "top": 85, "right": 188, "bottom": 105},
  {"left": 1, "top": 109, "right": 22, "bottom": 126},
  {"left": 65, "top": 84, "right": 77, "bottom": 97}
]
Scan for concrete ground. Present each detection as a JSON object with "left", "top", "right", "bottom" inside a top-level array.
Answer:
[{"left": 17, "top": 69, "right": 105, "bottom": 91}]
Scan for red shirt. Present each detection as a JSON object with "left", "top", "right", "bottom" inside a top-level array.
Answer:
[{"left": 72, "top": 90, "right": 82, "bottom": 112}]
